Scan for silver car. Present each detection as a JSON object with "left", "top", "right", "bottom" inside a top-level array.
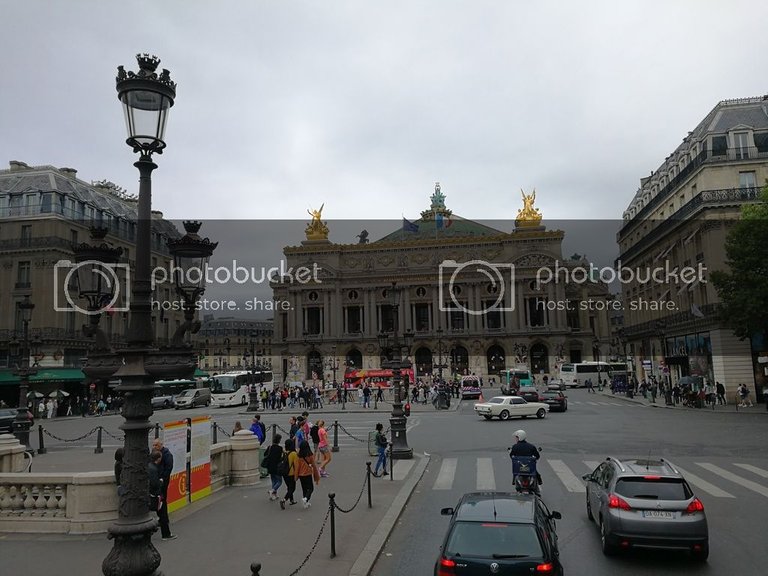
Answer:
[{"left": 583, "top": 457, "right": 709, "bottom": 561}]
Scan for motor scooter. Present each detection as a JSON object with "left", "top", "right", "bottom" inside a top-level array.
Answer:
[{"left": 508, "top": 448, "right": 542, "bottom": 495}]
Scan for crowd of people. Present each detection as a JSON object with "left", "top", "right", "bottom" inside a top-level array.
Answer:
[
  {"left": 610, "top": 374, "right": 755, "bottom": 408},
  {"left": 226, "top": 410, "right": 389, "bottom": 510}
]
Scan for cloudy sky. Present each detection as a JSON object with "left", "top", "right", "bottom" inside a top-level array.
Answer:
[{"left": 2, "top": 1, "right": 767, "bottom": 226}]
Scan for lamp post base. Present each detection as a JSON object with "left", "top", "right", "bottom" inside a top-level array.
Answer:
[
  {"left": 388, "top": 414, "right": 413, "bottom": 460},
  {"left": 246, "top": 392, "right": 261, "bottom": 412},
  {"left": 102, "top": 516, "right": 162, "bottom": 576},
  {"left": 11, "top": 408, "right": 33, "bottom": 452}
]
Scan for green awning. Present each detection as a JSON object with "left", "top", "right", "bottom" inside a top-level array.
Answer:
[
  {"left": 0, "top": 369, "right": 85, "bottom": 385},
  {"left": 194, "top": 368, "right": 209, "bottom": 378}
]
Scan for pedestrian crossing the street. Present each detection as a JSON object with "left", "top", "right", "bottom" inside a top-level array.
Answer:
[{"left": 427, "top": 455, "right": 768, "bottom": 499}]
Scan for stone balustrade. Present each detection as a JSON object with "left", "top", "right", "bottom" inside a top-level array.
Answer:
[{"left": 0, "top": 432, "right": 261, "bottom": 534}]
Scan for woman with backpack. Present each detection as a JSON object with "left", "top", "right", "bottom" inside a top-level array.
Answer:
[
  {"left": 263, "top": 433, "right": 284, "bottom": 501},
  {"left": 294, "top": 440, "right": 320, "bottom": 508},
  {"left": 279, "top": 438, "right": 298, "bottom": 509},
  {"left": 373, "top": 423, "right": 389, "bottom": 477}
]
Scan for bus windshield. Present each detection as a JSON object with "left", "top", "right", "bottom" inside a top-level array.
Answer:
[{"left": 212, "top": 376, "right": 238, "bottom": 394}]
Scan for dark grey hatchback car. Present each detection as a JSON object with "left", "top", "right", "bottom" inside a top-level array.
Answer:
[
  {"left": 436, "top": 492, "right": 564, "bottom": 575},
  {"left": 583, "top": 457, "right": 709, "bottom": 561}
]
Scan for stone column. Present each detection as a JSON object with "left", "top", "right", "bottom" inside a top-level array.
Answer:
[
  {"left": 0, "top": 434, "right": 27, "bottom": 473},
  {"left": 229, "top": 430, "right": 262, "bottom": 486}
]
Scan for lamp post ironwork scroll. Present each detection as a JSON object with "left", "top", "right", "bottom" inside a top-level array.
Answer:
[{"left": 377, "top": 283, "right": 414, "bottom": 460}]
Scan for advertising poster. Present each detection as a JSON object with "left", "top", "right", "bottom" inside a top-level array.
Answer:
[
  {"left": 189, "top": 416, "right": 212, "bottom": 502},
  {"left": 163, "top": 420, "right": 189, "bottom": 513}
]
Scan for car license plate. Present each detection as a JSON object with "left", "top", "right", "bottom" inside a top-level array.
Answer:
[{"left": 643, "top": 510, "right": 674, "bottom": 519}]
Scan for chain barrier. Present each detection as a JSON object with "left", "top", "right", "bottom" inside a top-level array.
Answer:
[
  {"left": 275, "top": 424, "right": 291, "bottom": 436},
  {"left": 331, "top": 469, "right": 369, "bottom": 514},
  {"left": 336, "top": 423, "right": 367, "bottom": 442},
  {"left": 215, "top": 423, "right": 232, "bottom": 438},
  {"left": 42, "top": 426, "right": 100, "bottom": 443},
  {"left": 286, "top": 506, "right": 331, "bottom": 576},
  {"left": 101, "top": 428, "right": 125, "bottom": 442}
]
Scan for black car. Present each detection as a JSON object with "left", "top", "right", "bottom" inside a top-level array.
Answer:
[
  {"left": 0, "top": 407, "right": 34, "bottom": 433},
  {"left": 539, "top": 391, "right": 568, "bottom": 412},
  {"left": 517, "top": 386, "right": 541, "bottom": 403},
  {"left": 436, "top": 492, "right": 563, "bottom": 575}
]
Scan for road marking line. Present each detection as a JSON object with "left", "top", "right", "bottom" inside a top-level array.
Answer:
[
  {"left": 696, "top": 463, "right": 768, "bottom": 497},
  {"left": 586, "top": 402, "right": 599, "bottom": 406},
  {"left": 584, "top": 461, "right": 601, "bottom": 471},
  {"left": 476, "top": 458, "right": 496, "bottom": 490},
  {"left": 597, "top": 402, "right": 611, "bottom": 406},
  {"left": 433, "top": 458, "right": 457, "bottom": 490},
  {"left": 734, "top": 464, "right": 768, "bottom": 479},
  {"left": 547, "top": 459, "right": 585, "bottom": 493},
  {"left": 674, "top": 465, "right": 735, "bottom": 498}
]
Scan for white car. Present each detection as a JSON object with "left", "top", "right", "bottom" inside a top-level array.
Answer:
[{"left": 474, "top": 395, "right": 549, "bottom": 421}]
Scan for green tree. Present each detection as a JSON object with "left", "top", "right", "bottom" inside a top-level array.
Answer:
[{"left": 710, "top": 185, "right": 768, "bottom": 341}]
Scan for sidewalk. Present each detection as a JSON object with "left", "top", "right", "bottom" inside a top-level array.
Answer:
[
  {"left": 1, "top": 444, "right": 430, "bottom": 576},
  {"left": 598, "top": 389, "right": 767, "bottom": 414}
]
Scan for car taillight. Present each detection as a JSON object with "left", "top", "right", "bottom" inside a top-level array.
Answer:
[
  {"left": 536, "top": 562, "right": 554, "bottom": 573},
  {"left": 643, "top": 475, "right": 661, "bottom": 480},
  {"left": 685, "top": 497, "right": 704, "bottom": 514},
  {"left": 608, "top": 494, "right": 632, "bottom": 511},
  {"left": 437, "top": 557, "right": 456, "bottom": 576}
]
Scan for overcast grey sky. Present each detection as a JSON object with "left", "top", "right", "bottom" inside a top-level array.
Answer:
[{"left": 2, "top": 1, "right": 767, "bottom": 225}]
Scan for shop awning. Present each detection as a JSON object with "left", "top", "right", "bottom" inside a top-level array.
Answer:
[
  {"left": 0, "top": 369, "right": 86, "bottom": 386},
  {"left": 194, "top": 368, "right": 209, "bottom": 378}
]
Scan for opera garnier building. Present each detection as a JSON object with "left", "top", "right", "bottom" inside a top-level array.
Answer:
[{"left": 271, "top": 184, "right": 612, "bottom": 384}]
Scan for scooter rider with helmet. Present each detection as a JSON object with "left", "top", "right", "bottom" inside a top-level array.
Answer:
[{"left": 509, "top": 430, "right": 542, "bottom": 485}]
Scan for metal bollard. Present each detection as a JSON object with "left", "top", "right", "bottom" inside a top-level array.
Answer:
[
  {"left": 37, "top": 424, "right": 47, "bottom": 455},
  {"left": 212, "top": 421, "right": 218, "bottom": 444},
  {"left": 94, "top": 426, "right": 103, "bottom": 454},
  {"left": 154, "top": 422, "right": 160, "bottom": 439},
  {"left": 366, "top": 462, "right": 372, "bottom": 508},
  {"left": 271, "top": 423, "right": 277, "bottom": 442},
  {"left": 329, "top": 493, "right": 336, "bottom": 558},
  {"left": 332, "top": 420, "right": 339, "bottom": 453},
  {"left": 249, "top": 562, "right": 261, "bottom": 575}
]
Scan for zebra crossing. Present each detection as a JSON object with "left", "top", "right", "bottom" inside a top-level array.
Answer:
[
  {"left": 429, "top": 455, "right": 768, "bottom": 499},
  {"left": 569, "top": 400, "right": 642, "bottom": 407}
]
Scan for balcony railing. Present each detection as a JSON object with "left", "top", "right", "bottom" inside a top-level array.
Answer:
[
  {"left": 618, "top": 187, "right": 762, "bottom": 264},
  {"left": 622, "top": 303, "right": 719, "bottom": 339},
  {"left": 621, "top": 146, "right": 768, "bottom": 236}
]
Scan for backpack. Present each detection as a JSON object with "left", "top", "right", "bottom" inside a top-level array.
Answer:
[
  {"left": 277, "top": 452, "right": 290, "bottom": 476},
  {"left": 310, "top": 425, "right": 320, "bottom": 443}
]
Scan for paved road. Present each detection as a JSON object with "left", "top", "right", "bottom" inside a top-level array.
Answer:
[{"left": 372, "top": 387, "right": 768, "bottom": 575}]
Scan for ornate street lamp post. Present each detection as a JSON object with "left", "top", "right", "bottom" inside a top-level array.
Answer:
[
  {"left": 247, "top": 331, "right": 260, "bottom": 411},
  {"left": 435, "top": 327, "right": 447, "bottom": 384},
  {"left": 377, "top": 283, "right": 414, "bottom": 460},
  {"left": 325, "top": 345, "right": 341, "bottom": 408},
  {"left": 99, "top": 53, "right": 180, "bottom": 576},
  {"left": 11, "top": 296, "right": 37, "bottom": 448}
]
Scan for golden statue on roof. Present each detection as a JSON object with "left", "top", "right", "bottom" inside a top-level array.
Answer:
[
  {"left": 515, "top": 189, "right": 543, "bottom": 228},
  {"left": 305, "top": 203, "right": 329, "bottom": 240}
]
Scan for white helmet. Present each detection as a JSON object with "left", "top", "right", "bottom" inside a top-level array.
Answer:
[{"left": 514, "top": 429, "right": 526, "bottom": 442}]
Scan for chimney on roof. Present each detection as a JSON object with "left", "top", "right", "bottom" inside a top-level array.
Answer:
[
  {"left": 9, "top": 160, "right": 29, "bottom": 171},
  {"left": 151, "top": 210, "right": 164, "bottom": 218},
  {"left": 60, "top": 167, "right": 77, "bottom": 178}
]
